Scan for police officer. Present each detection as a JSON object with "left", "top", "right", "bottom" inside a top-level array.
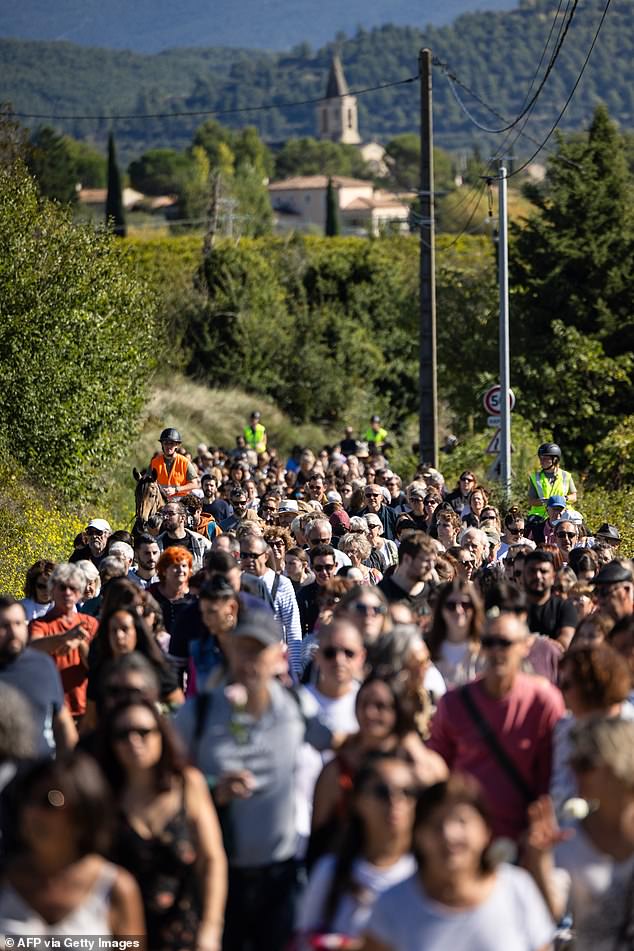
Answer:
[
  {"left": 244, "top": 411, "right": 267, "bottom": 455},
  {"left": 149, "top": 428, "right": 200, "bottom": 500},
  {"left": 527, "top": 443, "right": 576, "bottom": 518}
]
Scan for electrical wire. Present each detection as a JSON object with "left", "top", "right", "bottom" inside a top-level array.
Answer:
[
  {"left": 434, "top": 0, "right": 579, "bottom": 135},
  {"left": 4, "top": 74, "right": 418, "bottom": 122},
  {"left": 505, "top": 0, "right": 612, "bottom": 178}
]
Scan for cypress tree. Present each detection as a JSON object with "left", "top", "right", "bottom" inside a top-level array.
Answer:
[
  {"left": 325, "top": 176, "right": 340, "bottom": 236},
  {"left": 105, "top": 132, "right": 126, "bottom": 238}
]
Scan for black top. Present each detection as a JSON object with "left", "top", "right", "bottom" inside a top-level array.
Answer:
[
  {"left": 378, "top": 575, "right": 430, "bottom": 615},
  {"left": 528, "top": 596, "right": 577, "bottom": 640},
  {"left": 359, "top": 504, "right": 398, "bottom": 542},
  {"left": 296, "top": 582, "right": 321, "bottom": 636}
]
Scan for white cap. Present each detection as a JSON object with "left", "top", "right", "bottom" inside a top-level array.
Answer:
[
  {"left": 87, "top": 518, "right": 112, "bottom": 533},
  {"left": 557, "top": 509, "right": 583, "bottom": 526},
  {"left": 326, "top": 490, "right": 342, "bottom": 504},
  {"left": 278, "top": 500, "right": 299, "bottom": 513}
]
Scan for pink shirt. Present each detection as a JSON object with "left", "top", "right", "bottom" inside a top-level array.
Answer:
[{"left": 428, "top": 673, "right": 565, "bottom": 841}]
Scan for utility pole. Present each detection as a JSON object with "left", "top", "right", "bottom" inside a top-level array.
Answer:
[
  {"left": 498, "top": 162, "right": 511, "bottom": 501},
  {"left": 418, "top": 48, "right": 438, "bottom": 467}
]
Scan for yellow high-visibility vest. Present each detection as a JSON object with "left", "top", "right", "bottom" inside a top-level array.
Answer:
[
  {"left": 244, "top": 423, "right": 267, "bottom": 454},
  {"left": 528, "top": 469, "right": 571, "bottom": 517}
]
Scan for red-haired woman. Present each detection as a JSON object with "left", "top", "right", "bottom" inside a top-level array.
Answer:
[{"left": 148, "top": 549, "right": 195, "bottom": 637}]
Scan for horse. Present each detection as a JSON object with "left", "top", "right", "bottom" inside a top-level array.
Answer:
[{"left": 132, "top": 467, "right": 163, "bottom": 538}]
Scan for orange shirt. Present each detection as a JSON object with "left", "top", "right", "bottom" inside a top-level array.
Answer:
[
  {"left": 29, "top": 611, "right": 98, "bottom": 717},
  {"left": 149, "top": 453, "right": 192, "bottom": 496}
]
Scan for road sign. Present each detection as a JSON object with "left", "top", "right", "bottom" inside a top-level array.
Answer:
[
  {"left": 483, "top": 384, "right": 516, "bottom": 416},
  {"left": 486, "top": 429, "right": 501, "bottom": 454},
  {"left": 487, "top": 430, "right": 515, "bottom": 455},
  {"left": 487, "top": 415, "right": 501, "bottom": 427}
]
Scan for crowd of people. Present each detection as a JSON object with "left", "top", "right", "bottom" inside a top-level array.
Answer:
[{"left": 0, "top": 418, "right": 633, "bottom": 951}]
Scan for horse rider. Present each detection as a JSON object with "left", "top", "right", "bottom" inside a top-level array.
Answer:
[{"left": 149, "top": 428, "right": 201, "bottom": 500}]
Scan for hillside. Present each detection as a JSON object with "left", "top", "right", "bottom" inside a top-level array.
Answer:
[
  {"left": 1, "top": 0, "right": 631, "bottom": 161},
  {"left": 0, "top": 0, "right": 518, "bottom": 52}
]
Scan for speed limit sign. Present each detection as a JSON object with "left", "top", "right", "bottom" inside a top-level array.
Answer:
[{"left": 483, "top": 385, "right": 515, "bottom": 416}]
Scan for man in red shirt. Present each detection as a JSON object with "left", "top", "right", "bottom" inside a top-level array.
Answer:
[
  {"left": 428, "top": 611, "right": 564, "bottom": 842},
  {"left": 29, "top": 562, "right": 98, "bottom": 720}
]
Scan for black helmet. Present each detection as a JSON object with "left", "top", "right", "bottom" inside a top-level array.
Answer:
[
  {"left": 160, "top": 428, "right": 182, "bottom": 443},
  {"left": 538, "top": 442, "right": 561, "bottom": 459}
]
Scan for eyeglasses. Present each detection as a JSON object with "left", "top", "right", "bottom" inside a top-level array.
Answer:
[
  {"left": 353, "top": 602, "right": 387, "bottom": 616},
  {"left": 556, "top": 531, "right": 577, "bottom": 539},
  {"left": 321, "top": 646, "right": 357, "bottom": 660},
  {"left": 113, "top": 726, "right": 160, "bottom": 742},
  {"left": 268, "top": 539, "right": 286, "bottom": 549},
  {"left": 240, "top": 550, "right": 265, "bottom": 559},
  {"left": 444, "top": 599, "right": 473, "bottom": 612},
  {"left": 309, "top": 537, "right": 331, "bottom": 545},
  {"left": 313, "top": 563, "right": 335, "bottom": 574},
  {"left": 86, "top": 528, "right": 106, "bottom": 536},
  {"left": 364, "top": 782, "right": 418, "bottom": 803},
  {"left": 507, "top": 529, "right": 521, "bottom": 536},
  {"left": 459, "top": 559, "right": 475, "bottom": 567},
  {"left": 480, "top": 635, "right": 517, "bottom": 650}
]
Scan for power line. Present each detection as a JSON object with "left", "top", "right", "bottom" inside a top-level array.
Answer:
[
  {"left": 3, "top": 74, "right": 418, "bottom": 123},
  {"left": 435, "top": 0, "right": 580, "bottom": 136},
  {"left": 506, "top": 0, "right": 612, "bottom": 178}
]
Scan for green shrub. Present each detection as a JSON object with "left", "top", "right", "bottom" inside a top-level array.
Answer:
[{"left": 0, "top": 160, "right": 158, "bottom": 497}]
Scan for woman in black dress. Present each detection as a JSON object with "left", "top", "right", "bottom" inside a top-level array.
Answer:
[{"left": 96, "top": 698, "right": 227, "bottom": 951}]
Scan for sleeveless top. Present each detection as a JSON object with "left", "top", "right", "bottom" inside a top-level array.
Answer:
[
  {"left": 0, "top": 860, "right": 117, "bottom": 935},
  {"left": 113, "top": 777, "right": 202, "bottom": 951}
]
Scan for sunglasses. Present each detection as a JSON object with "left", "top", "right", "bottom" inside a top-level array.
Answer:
[
  {"left": 557, "top": 531, "right": 576, "bottom": 539},
  {"left": 113, "top": 726, "right": 159, "bottom": 742},
  {"left": 460, "top": 476, "right": 474, "bottom": 482},
  {"left": 240, "top": 551, "right": 265, "bottom": 559},
  {"left": 444, "top": 599, "right": 473, "bottom": 612},
  {"left": 364, "top": 782, "right": 418, "bottom": 803},
  {"left": 353, "top": 602, "right": 387, "bottom": 616},
  {"left": 424, "top": 498, "right": 438, "bottom": 506},
  {"left": 459, "top": 559, "right": 475, "bottom": 567},
  {"left": 321, "top": 646, "right": 357, "bottom": 660},
  {"left": 313, "top": 563, "right": 335, "bottom": 573},
  {"left": 480, "top": 635, "right": 517, "bottom": 650},
  {"left": 365, "top": 493, "right": 382, "bottom": 499}
]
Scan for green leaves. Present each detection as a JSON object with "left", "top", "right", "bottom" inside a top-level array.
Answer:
[{"left": 0, "top": 157, "right": 158, "bottom": 498}]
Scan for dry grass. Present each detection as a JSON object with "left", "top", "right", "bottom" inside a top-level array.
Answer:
[{"left": 98, "top": 374, "right": 333, "bottom": 525}]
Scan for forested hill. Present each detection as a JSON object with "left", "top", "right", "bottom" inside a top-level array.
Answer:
[
  {"left": 1, "top": 0, "right": 631, "bottom": 159},
  {"left": 0, "top": 0, "right": 518, "bottom": 52}
]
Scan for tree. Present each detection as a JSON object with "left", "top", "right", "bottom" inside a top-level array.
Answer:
[
  {"left": 128, "top": 148, "right": 193, "bottom": 195},
  {"left": 0, "top": 153, "right": 157, "bottom": 496},
  {"left": 65, "top": 137, "right": 107, "bottom": 188},
  {"left": 105, "top": 132, "right": 126, "bottom": 237},
  {"left": 27, "top": 127, "right": 78, "bottom": 204},
  {"left": 325, "top": 178, "right": 340, "bottom": 236},
  {"left": 509, "top": 106, "right": 634, "bottom": 465},
  {"left": 383, "top": 134, "right": 454, "bottom": 193},
  {"left": 274, "top": 138, "right": 372, "bottom": 181}
]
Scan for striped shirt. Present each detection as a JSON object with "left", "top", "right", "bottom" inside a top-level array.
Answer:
[{"left": 263, "top": 569, "right": 302, "bottom": 679}]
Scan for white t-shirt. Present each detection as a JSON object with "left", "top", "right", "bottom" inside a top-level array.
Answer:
[
  {"left": 366, "top": 865, "right": 554, "bottom": 951},
  {"left": 297, "top": 853, "right": 416, "bottom": 937},
  {"left": 294, "top": 683, "right": 359, "bottom": 852},
  {"left": 555, "top": 825, "right": 634, "bottom": 951}
]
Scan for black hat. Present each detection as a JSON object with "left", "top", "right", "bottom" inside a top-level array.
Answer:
[
  {"left": 595, "top": 523, "right": 620, "bottom": 543},
  {"left": 594, "top": 562, "right": 632, "bottom": 586}
]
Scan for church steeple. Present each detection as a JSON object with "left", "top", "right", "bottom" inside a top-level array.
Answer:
[{"left": 317, "top": 54, "right": 361, "bottom": 145}]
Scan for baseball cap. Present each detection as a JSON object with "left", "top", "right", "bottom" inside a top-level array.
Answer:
[
  {"left": 557, "top": 509, "right": 583, "bottom": 526},
  {"left": 278, "top": 500, "right": 299, "bottom": 514},
  {"left": 232, "top": 614, "right": 282, "bottom": 648},
  {"left": 87, "top": 518, "right": 112, "bottom": 533},
  {"left": 546, "top": 496, "right": 567, "bottom": 509}
]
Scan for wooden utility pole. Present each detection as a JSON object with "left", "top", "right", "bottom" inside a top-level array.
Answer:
[{"left": 418, "top": 48, "right": 438, "bottom": 467}]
